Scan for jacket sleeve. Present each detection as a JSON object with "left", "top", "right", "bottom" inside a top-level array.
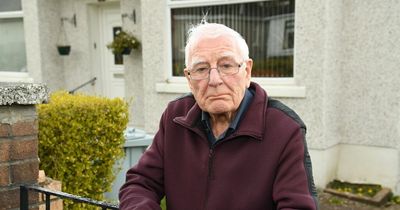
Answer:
[
  {"left": 119, "top": 114, "right": 166, "bottom": 210},
  {"left": 272, "top": 127, "right": 319, "bottom": 210}
]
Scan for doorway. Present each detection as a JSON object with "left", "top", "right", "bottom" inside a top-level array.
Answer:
[{"left": 89, "top": 2, "right": 125, "bottom": 98}]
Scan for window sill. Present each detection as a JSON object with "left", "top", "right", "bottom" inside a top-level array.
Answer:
[
  {"left": 0, "top": 72, "right": 33, "bottom": 83},
  {"left": 155, "top": 82, "right": 306, "bottom": 98}
]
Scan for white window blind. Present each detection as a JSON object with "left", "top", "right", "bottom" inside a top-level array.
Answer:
[
  {"left": 0, "top": 0, "right": 22, "bottom": 12},
  {"left": 170, "top": 0, "right": 295, "bottom": 78},
  {"left": 0, "top": 0, "right": 27, "bottom": 72}
]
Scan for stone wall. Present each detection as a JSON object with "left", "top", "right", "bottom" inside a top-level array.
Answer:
[{"left": 0, "top": 83, "right": 51, "bottom": 210}]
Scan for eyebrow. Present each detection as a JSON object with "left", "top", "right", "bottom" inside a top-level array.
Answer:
[
  {"left": 191, "top": 61, "right": 209, "bottom": 67},
  {"left": 190, "top": 55, "right": 237, "bottom": 67}
]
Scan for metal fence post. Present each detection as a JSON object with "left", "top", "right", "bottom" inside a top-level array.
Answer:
[
  {"left": 46, "top": 194, "right": 51, "bottom": 210},
  {"left": 20, "top": 185, "right": 29, "bottom": 210}
]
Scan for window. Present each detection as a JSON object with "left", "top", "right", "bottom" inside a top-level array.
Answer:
[
  {"left": 283, "top": 19, "right": 294, "bottom": 49},
  {"left": 113, "top": 27, "right": 124, "bottom": 65},
  {"left": 170, "top": 0, "right": 295, "bottom": 78},
  {"left": 0, "top": 0, "right": 27, "bottom": 73}
]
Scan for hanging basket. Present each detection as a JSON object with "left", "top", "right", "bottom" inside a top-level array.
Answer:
[
  {"left": 107, "top": 30, "right": 140, "bottom": 55},
  {"left": 57, "top": 45, "right": 71, "bottom": 56},
  {"left": 57, "top": 19, "right": 71, "bottom": 56},
  {"left": 57, "top": 45, "right": 71, "bottom": 55},
  {"left": 122, "top": 47, "right": 132, "bottom": 55}
]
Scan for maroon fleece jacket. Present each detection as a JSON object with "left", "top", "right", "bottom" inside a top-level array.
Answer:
[{"left": 119, "top": 82, "right": 318, "bottom": 210}]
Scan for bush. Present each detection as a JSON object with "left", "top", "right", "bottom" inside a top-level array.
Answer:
[{"left": 37, "top": 91, "right": 129, "bottom": 209}]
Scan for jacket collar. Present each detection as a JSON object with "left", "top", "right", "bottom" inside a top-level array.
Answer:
[{"left": 174, "top": 82, "right": 268, "bottom": 141}]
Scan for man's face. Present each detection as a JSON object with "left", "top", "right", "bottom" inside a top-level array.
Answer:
[{"left": 184, "top": 35, "right": 252, "bottom": 115}]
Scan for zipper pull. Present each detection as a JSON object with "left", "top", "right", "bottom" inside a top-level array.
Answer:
[{"left": 208, "top": 149, "right": 215, "bottom": 179}]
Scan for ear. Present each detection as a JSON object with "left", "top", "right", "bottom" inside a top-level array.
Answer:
[
  {"left": 244, "top": 59, "right": 253, "bottom": 88},
  {"left": 184, "top": 68, "right": 194, "bottom": 90}
]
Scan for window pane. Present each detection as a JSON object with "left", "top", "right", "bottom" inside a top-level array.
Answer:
[
  {"left": 0, "top": 0, "right": 22, "bottom": 12},
  {"left": 0, "top": 18, "right": 27, "bottom": 72},
  {"left": 113, "top": 27, "right": 124, "bottom": 65},
  {"left": 171, "top": 0, "right": 294, "bottom": 77}
]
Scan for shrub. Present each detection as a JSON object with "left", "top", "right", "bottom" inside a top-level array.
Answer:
[
  {"left": 37, "top": 91, "right": 129, "bottom": 209},
  {"left": 327, "top": 179, "right": 382, "bottom": 198}
]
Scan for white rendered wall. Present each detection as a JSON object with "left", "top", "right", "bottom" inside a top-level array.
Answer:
[
  {"left": 339, "top": 0, "right": 400, "bottom": 191},
  {"left": 309, "top": 146, "right": 340, "bottom": 189},
  {"left": 58, "top": 0, "right": 98, "bottom": 94},
  {"left": 336, "top": 145, "right": 399, "bottom": 190},
  {"left": 140, "top": 0, "right": 181, "bottom": 132},
  {"left": 121, "top": 0, "right": 145, "bottom": 129},
  {"left": 311, "top": 144, "right": 400, "bottom": 192},
  {"left": 340, "top": 0, "right": 400, "bottom": 148},
  {"left": 22, "top": 0, "right": 66, "bottom": 90}
]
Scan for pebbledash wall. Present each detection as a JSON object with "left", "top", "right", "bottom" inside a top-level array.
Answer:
[{"left": 20, "top": 0, "right": 400, "bottom": 193}]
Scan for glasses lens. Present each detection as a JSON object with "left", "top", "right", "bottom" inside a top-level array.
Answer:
[
  {"left": 189, "top": 61, "right": 243, "bottom": 80},
  {"left": 218, "top": 61, "right": 239, "bottom": 75},
  {"left": 190, "top": 66, "right": 209, "bottom": 80}
]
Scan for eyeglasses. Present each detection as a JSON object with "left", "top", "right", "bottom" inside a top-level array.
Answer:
[{"left": 187, "top": 61, "right": 245, "bottom": 80}]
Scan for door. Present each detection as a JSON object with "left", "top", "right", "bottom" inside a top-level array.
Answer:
[{"left": 94, "top": 3, "right": 125, "bottom": 98}]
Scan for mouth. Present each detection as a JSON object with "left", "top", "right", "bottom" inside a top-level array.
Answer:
[{"left": 208, "top": 94, "right": 229, "bottom": 100}]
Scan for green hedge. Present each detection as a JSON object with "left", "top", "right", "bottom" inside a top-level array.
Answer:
[{"left": 37, "top": 91, "right": 129, "bottom": 209}]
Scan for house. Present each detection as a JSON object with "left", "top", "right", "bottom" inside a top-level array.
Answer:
[{"left": 2, "top": 0, "right": 399, "bottom": 194}]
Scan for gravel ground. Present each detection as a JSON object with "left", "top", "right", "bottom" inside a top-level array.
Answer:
[{"left": 318, "top": 189, "right": 400, "bottom": 210}]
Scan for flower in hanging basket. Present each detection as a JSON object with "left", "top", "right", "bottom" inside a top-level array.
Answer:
[{"left": 107, "top": 30, "right": 140, "bottom": 55}]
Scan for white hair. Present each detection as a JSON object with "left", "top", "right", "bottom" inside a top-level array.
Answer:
[{"left": 184, "top": 22, "right": 250, "bottom": 67}]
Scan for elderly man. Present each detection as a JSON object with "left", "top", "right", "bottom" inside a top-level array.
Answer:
[{"left": 119, "top": 23, "right": 318, "bottom": 210}]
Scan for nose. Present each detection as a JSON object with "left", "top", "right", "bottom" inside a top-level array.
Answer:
[{"left": 208, "top": 68, "right": 223, "bottom": 87}]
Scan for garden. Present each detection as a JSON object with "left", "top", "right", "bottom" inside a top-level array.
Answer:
[{"left": 320, "top": 180, "right": 400, "bottom": 210}]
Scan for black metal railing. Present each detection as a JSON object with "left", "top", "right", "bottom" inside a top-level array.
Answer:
[
  {"left": 20, "top": 185, "right": 119, "bottom": 210},
  {"left": 69, "top": 77, "right": 97, "bottom": 94}
]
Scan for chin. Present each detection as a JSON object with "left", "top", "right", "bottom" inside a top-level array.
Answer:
[{"left": 207, "top": 104, "right": 234, "bottom": 114}]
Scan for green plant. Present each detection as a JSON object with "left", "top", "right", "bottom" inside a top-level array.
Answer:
[
  {"left": 107, "top": 30, "right": 140, "bottom": 54},
  {"left": 327, "top": 180, "right": 382, "bottom": 198},
  {"left": 390, "top": 195, "right": 400, "bottom": 204},
  {"left": 328, "top": 197, "right": 345, "bottom": 205},
  {"left": 37, "top": 91, "right": 129, "bottom": 210},
  {"left": 160, "top": 197, "right": 167, "bottom": 210}
]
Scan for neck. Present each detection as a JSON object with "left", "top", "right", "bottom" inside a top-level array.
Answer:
[{"left": 209, "top": 112, "right": 236, "bottom": 138}]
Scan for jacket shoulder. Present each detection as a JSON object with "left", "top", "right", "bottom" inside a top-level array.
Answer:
[
  {"left": 267, "top": 98, "right": 306, "bottom": 130},
  {"left": 168, "top": 92, "right": 195, "bottom": 107},
  {"left": 171, "top": 92, "right": 194, "bottom": 102},
  {"left": 163, "top": 92, "right": 196, "bottom": 116}
]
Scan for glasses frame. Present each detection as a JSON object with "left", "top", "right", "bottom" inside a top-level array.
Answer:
[{"left": 187, "top": 62, "right": 246, "bottom": 81}]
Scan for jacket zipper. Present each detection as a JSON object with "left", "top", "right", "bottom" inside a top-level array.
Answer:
[
  {"left": 202, "top": 135, "right": 256, "bottom": 209},
  {"left": 202, "top": 148, "right": 214, "bottom": 210},
  {"left": 208, "top": 148, "right": 215, "bottom": 179}
]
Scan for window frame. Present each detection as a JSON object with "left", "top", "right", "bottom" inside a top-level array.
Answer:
[
  {"left": 283, "top": 19, "right": 294, "bottom": 50},
  {"left": 157, "top": 0, "right": 305, "bottom": 98},
  {"left": 0, "top": 11, "right": 23, "bottom": 19},
  {"left": 0, "top": 9, "right": 32, "bottom": 82}
]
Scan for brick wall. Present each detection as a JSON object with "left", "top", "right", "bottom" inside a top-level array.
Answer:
[
  {"left": 0, "top": 105, "right": 40, "bottom": 209},
  {"left": 0, "top": 83, "right": 50, "bottom": 210}
]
